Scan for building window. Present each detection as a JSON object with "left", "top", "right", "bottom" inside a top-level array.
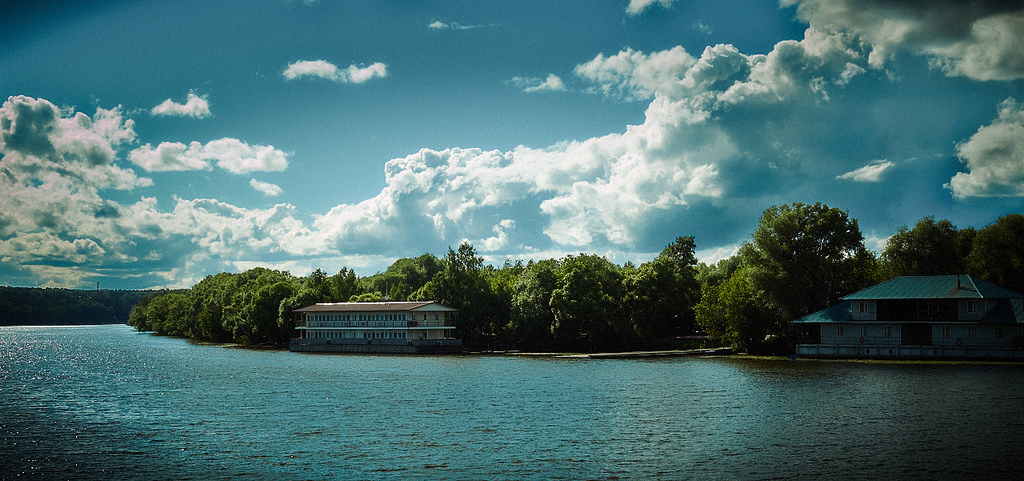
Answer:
[
  {"left": 967, "top": 300, "right": 978, "bottom": 313},
  {"left": 996, "top": 327, "right": 1004, "bottom": 339},
  {"left": 968, "top": 326, "right": 977, "bottom": 338},
  {"left": 942, "top": 326, "right": 951, "bottom": 338},
  {"left": 859, "top": 301, "right": 867, "bottom": 313},
  {"left": 883, "top": 326, "right": 892, "bottom": 338},
  {"left": 859, "top": 326, "right": 867, "bottom": 337},
  {"left": 837, "top": 325, "right": 845, "bottom": 337}
]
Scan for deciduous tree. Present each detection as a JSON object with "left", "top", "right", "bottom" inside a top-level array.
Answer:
[
  {"left": 969, "top": 214, "right": 1024, "bottom": 295},
  {"left": 745, "top": 202, "right": 873, "bottom": 319},
  {"left": 881, "top": 216, "right": 974, "bottom": 278}
]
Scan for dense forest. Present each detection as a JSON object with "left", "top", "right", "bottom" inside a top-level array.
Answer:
[
  {"left": 0, "top": 288, "right": 150, "bottom": 326},
  {"left": 127, "top": 203, "right": 1024, "bottom": 354}
]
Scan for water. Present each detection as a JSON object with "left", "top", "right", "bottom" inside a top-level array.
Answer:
[{"left": 3, "top": 325, "right": 1024, "bottom": 480}]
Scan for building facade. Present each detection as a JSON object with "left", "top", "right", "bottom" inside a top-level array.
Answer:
[
  {"left": 794, "top": 275, "right": 1024, "bottom": 360},
  {"left": 289, "top": 301, "right": 462, "bottom": 354}
]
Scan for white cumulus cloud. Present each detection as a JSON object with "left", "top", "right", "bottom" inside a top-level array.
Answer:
[
  {"left": 511, "top": 74, "right": 567, "bottom": 93},
  {"left": 785, "top": 0, "right": 1024, "bottom": 81},
  {"left": 129, "top": 138, "right": 288, "bottom": 174},
  {"left": 283, "top": 60, "right": 388, "bottom": 83},
  {"left": 626, "top": 0, "right": 676, "bottom": 16},
  {"left": 946, "top": 98, "right": 1024, "bottom": 197},
  {"left": 150, "top": 92, "right": 211, "bottom": 118},
  {"left": 250, "top": 178, "right": 283, "bottom": 196}
]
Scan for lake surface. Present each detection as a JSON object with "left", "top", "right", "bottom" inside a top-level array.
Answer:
[{"left": 3, "top": 325, "right": 1024, "bottom": 480}]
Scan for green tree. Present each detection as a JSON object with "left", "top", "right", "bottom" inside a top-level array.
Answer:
[
  {"left": 696, "top": 254, "right": 744, "bottom": 290},
  {"left": 623, "top": 237, "right": 702, "bottom": 348},
  {"left": 145, "top": 291, "right": 190, "bottom": 336},
  {"left": 188, "top": 272, "right": 238, "bottom": 342},
  {"left": 694, "top": 266, "right": 786, "bottom": 354},
  {"left": 745, "top": 202, "right": 873, "bottom": 320},
  {"left": 550, "top": 254, "right": 625, "bottom": 351},
  {"left": 304, "top": 268, "right": 332, "bottom": 300},
  {"left": 488, "top": 259, "right": 524, "bottom": 349},
  {"left": 969, "top": 214, "right": 1024, "bottom": 295},
  {"left": 222, "top": 268, "right": 295, "bottom": 345},
  {"left": 509, "top": 259, "right": 559, "bottom": 351},
  {"left": 360, "top": 254, "right": 442, "bottom": 301},
  {"left": 881, "top": 216, "right": 974, "bottom": 278},
  {"left": 418, "top": 243, "right": 497, "bottom": 348},
  {"left": 329, "top": 267, "right": 360, "bottom": 302}
]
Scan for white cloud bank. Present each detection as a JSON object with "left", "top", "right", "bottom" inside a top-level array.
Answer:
[
  {"left": 786, "top": 0, "right": 1024, "bottom": 81},
  {"left": 946, "top": 98, "right": 1024, "bottom": 197},
  {"left": 3, "top": 1, "right": 1021, "bottom": 288},
  {"left": 0, "top": 95, "right": 303, "bottom": 288},
  {"left": 151, "top": 92, "right": 211, "bottom": 118},
  {"left": 283, "top": 60, "right": 388, "bottom": 83},
  {"left": 129, "top": 138, "right": 289, "bottom": 174}
]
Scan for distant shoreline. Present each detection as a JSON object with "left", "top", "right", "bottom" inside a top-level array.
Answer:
[{"left": 0, "top": 321, "right": 128, "bottom": 327}]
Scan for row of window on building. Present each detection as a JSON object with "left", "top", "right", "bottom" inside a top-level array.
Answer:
[
  {"left": 308, "top": 313, "right": 442, "bottom": 322},
  {"left": 309, "top": 331, "right": 409, "bottom": 339},
  {"left": 837, "top": 325, "right": 1006, "bottom": 339}
]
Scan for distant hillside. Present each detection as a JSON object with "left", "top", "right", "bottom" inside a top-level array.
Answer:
[{"left": 0, "top": 287, "right": 152, "bottom": 326}]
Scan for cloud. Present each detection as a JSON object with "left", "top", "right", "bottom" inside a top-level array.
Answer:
[
  {"left": 785, "top": 0, "right": 1024, "bottom": 81},
  {"left": 128, "top": 141, "right": 211, "bottom": 172},
  {"left": 428, "top": 20, "right": 487, "bottom": 30},
  {"left": 837, "top": 160, "right": 893, "bottom": 182},
  {"left": 626, "top": 0, "right": 676, "bottom": 16},
  {"left": 129, "top": 138, "right": 288, "bottom": 174},
  {"left": 0, "top": 96, "right": 156, "bottom": 286},
  {"left": 308, "top": 27, "right": 881, "bottom": 259},
  {"left": 250, "top": 178, "right": 283, "bottom": 196},
  {"left": 282, "top": 60, "right": 388, "bottom": 83},
  {"left": 151, "top": 92, "right": 211, "bottom": 118},
  {"left": 510, "top": 74, "right": 567, "bottom": 93},
  {"left": 467, "top": 219, "right": 516, "bottom": 252},
  {"left": 0, "top": 96, "right": 310, "bottom": 287},
  {"left": 4, "top": 8, "right": 970, "bottom": 287},
  {"left": 946, "top": 98, "right": 1024, "bottom": 198},
  {"left": 574, "top": 46, "right": 696, "bottom": 101}
]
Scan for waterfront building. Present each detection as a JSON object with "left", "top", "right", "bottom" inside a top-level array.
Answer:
[
  {"left": 793, "top": 275, "right": 1024, "bottom": 360},
  {"left": 289, "top": 301, "right": 462, "bottom": 354}
]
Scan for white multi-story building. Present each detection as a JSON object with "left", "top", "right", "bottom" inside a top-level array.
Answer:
[{"left": 290, "top": 301, "right": 461, "bottom": 354}]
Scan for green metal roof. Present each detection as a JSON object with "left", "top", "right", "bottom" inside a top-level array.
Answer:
[
  {"left": 842, "top": 275, "right": 1023, "bottom": 301},
  {"left": 793, "top": 276, "right": 1024, "bottom": 324},
  {"left": 792, "top": 303, "right": 850, "bottom": 324}
]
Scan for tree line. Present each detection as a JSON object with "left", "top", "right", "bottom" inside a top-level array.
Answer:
[
  {"left": 127, "top": 203, "right": 1023, "bottom": 354},
  {"left": 0, "top": 288, "right": 149, "bottom": 326}
]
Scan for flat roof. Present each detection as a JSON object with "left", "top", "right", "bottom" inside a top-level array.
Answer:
[{"left": 294, "top": 301, "right": 457, "bottom": 313}]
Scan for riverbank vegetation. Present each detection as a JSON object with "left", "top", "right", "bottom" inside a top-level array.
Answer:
[
  {"left": 126, "top": 204, "right": 1023, "bottom": 354},
  {"left": 0, "top": 288, "right": 149, "bottom": 326}
]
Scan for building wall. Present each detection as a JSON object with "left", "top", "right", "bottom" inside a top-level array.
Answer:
[
  {"left": 795, "top": 343, "right": 1024, "bottom": 360},
  {"left": 850, "top": 300, "right": 875, "bottom": 321},
  {"left": 957, "top": 299, "right": 992, "bottom": 322},
  {"left": 819, "top": 322, "right": 1022, "bottom": 347},
  {"left": 820, "top": 323, "right": 900, "bottom": 346}
]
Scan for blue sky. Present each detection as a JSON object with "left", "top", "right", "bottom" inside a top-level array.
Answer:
[{"left": 1, "top": 0, "right": 1022, "bottom": 289}]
